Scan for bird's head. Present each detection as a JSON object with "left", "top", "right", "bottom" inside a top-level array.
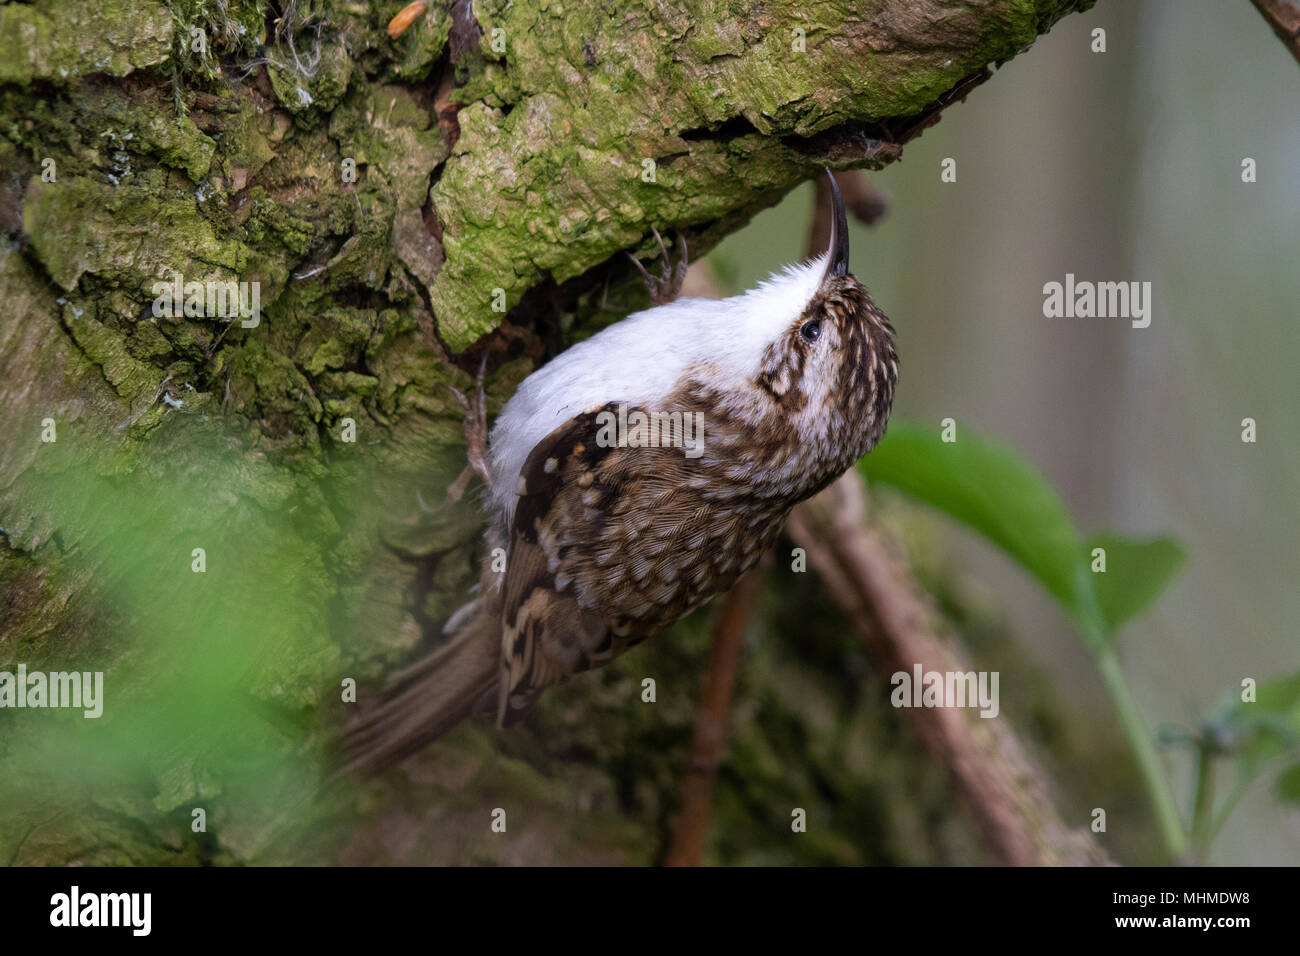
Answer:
[{"left": 708, "top": 171, "right": 898, "bottom": 485}]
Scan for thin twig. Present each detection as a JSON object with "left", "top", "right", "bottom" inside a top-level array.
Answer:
[
  {"left": 1250, "top": 0, "right": 1300, "bottom": 65},
  {"left": 663, "top": 569, "right": 763, "bottom": 866}
]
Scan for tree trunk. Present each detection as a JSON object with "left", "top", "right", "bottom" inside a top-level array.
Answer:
[{"left": 0, "top": 0, "right": 1092, "bottom": 865}]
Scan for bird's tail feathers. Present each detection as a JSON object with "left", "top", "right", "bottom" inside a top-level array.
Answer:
[{"left": 335, "top": 601, "right": 499, "bottom": 776}]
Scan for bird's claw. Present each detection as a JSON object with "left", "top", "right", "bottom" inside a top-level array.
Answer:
[
  {"left": 442, "top": 354, "right": 493, "bottom": 502},
  {"left": 626, "top": 227, "right": 688, "bottom": 305}
]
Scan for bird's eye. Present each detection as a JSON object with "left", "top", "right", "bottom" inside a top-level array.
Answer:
[{"left": 799, "top": 320, "right": 822, "bottom": 343}]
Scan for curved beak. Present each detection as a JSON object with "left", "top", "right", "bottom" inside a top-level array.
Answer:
[{"left": 822, "top": 169, "right": 850, "bottom": 281}]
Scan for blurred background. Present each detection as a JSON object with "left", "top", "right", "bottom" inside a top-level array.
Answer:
[{"left": 708, "top": 0, "right": 1299, "bottom": 865}]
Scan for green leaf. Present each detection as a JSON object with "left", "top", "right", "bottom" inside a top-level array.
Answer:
[
  {"left": 859, "top": 422, "right": 1187, "bottom": 644},
  {"left": 1084, "top": 534, "right": 1188, "bottom": 632},
  {"left": 859, "top": 420, "right": 1107, "bottom": 640}
]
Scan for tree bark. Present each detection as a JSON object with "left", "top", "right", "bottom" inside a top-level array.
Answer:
[{"left": 0, "top": 0, "right": 1093, "bottom": 865}]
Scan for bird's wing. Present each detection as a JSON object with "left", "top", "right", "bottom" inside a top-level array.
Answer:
[
  {"left": 500, "top": 405, "right": 616, "bottom": 722},
  {"left": 499, "top": 401, "right": 709, "bottom": 723}
]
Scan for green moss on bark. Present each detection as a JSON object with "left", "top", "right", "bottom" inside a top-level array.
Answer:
[
  {"left": 0, "top": 0, "right": 172, "bottom": 86},
  {"left": 427, "top": 0, "right": 1092, "bottom": 349}
]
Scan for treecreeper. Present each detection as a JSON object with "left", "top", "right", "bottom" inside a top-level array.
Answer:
[{"left": 341, "top": 171, "right": 898, "bottom": 773}]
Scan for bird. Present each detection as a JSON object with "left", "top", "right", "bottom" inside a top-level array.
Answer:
[{"left": 340, "top": 170, "right": 898, "bottom": 773}]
